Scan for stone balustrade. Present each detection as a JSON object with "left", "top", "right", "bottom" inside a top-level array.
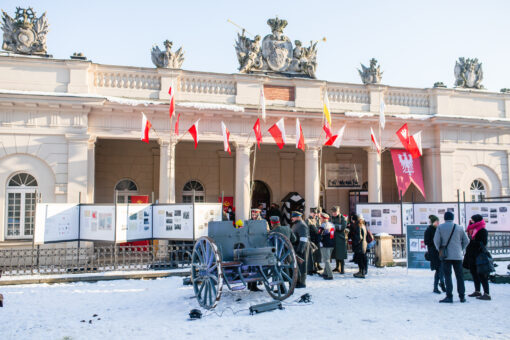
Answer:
[
  {"left": 385, "top": 88, "right": 430, "bottom": 108},
  {"left": 327, "top": 85, "right": 370, "bottom": 104},
  {"left": 93, "top": 68, "right": 161, "bottom": 91}
]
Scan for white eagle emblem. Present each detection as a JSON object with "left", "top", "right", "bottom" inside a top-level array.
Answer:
[{"left": 398, "top": 152, "right": 414, "bottom": 175}]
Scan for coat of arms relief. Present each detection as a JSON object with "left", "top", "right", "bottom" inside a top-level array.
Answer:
[
  {"left": 1, "top": 7, "right": 49, "bottom": 55},
  {"left": 235, "top": 17, "right": 318, "bottom": 78}
]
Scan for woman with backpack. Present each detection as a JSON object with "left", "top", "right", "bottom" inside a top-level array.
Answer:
[
  {"left": 424, "top": 215, "right": 446, "bottom": 294},
  {"left": 463, "top": 214, "right": 491, "bottom": 301}
]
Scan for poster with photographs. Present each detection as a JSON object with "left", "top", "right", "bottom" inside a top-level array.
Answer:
[
  {"left": 413, "top": 203, "right": 460, "bottom": 226},
  {"left": 194, "top": 203, "right": 223, "bottom": 239},
  {"left": 325, "top": 163, "right": 362, "bottom": 189},
  {"left": 356, "top": 204, "right": 402, "bottom": 234},
  {"left": 80, "top": 205, "right": 116, "bottom": 242},
  {"left": 152, "top": 204, "right": 194, "bottom": 240},
  {"left": 115, "top": 204, "right": 152, "bottom": 242},
  {"left": 465, "top": 202, "right": 510, "bottom": 232},
  {"left": 34, "top": 203, "right": 80, "bottom": 244},
  {"left": 402, "top": 203, "right": 414, "bottom": 231}
]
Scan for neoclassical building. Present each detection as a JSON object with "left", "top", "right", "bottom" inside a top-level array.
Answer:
[{"left": 0, "top": 14, "right": 509, "bottom": 244}]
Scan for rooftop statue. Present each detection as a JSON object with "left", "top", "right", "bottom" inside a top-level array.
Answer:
[
  {"left": 151, "top": 40, "right": 185, "bottom": 69},
  {"left": 358, "top": 58, "right": 383, "bottom": 84},
  {"left": 454, "top": 58, "right": 484, "bottom": 89},
  {"left": 235, "top": 17, "right": 318, "bottom": 78},
  {"left": 1, "top": 7, "right": 49, "bottom": 55}
]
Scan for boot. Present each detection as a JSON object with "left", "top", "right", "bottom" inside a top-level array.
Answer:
[
  {"left": 332, "top": 260, "right": 340, "bottom": 273},
  {"left": 439, "top": 296, "right": 453, "bottom": 303},
  {"left": 433, "top": 288, "right": 441, "bottom": 294},
  {"left": 439, "top": 282, "right": 446, "bottom": 292},
  {"left": 476, "top": 293, "right": 491, "bottom": 301},
  {"left": 468, "top": 291, "right": 482, "bottom": 297},
  {"left": 340, "top": 260, "right": 345, "bottom": 274},
  {"left": 353, "top": 272, "right": 365, "bottom": 279},
  {"left": 459, "top": 296, "right": 466, "bottom": 303}
]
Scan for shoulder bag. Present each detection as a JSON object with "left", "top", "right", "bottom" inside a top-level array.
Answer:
[{"left": 439, "top": 224, "right": 456, "bottom": 261}]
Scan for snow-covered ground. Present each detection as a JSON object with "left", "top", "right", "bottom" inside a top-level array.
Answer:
[{"left": 1, "top": 262, "right": 509, "bottom": 340}]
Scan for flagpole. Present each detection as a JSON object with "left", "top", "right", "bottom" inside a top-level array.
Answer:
[{"left": 248, "top": 95, "right": 263, "bottom": 209}]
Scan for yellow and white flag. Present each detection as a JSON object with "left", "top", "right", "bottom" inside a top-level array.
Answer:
[{"left": 323, "top": 90, "right": 331, "bottom": 126}]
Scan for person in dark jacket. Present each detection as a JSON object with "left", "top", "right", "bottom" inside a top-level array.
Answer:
[
  {"left": 269, "top": 215, "right": 297, "bottom": 243},
  {"left": 330, "top": 206, "right": 348, "bottom": 274},
  {"left": 291, "top": 211, "right": 310, "bottom": 288},
  {"left": 306, "top": 207, "right": 322, "bottom": 274},
  {"left": 463, "top": 214, "right": 491, "bottom": 301},
  {"left": 318, "top": 212, "right": 335, "bottom": 280},
  {"left": 351, "top": 214, "right": 367, "bottom": 278},
  {"left": 424, "top": 215, "right": 446, "bottom": 294}
]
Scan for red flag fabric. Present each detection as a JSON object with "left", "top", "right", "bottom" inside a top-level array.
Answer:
[
  {"left": 268, "top": 118, "right": 286, "bottom": 149},
  {"left": 174, "top": 113, "right": 180, "bottom": 136},
  {"left": 221, "top": 121, "right": 231, "bottom": 155},
  {"left": 141, "top": 113, "right": 152, "bottom": 143},
  {"left": 295, "top": 118, "right": 305, "bottom": 151},
  {"left": 323, "top": 120, "right": 332, "bottom": 139},
  {"left": 324, "top": 125, "right": 345, "bottom": 148},
  {"left": 188, "top": 120, "right": 199, "bottom": 149},
  {"left": 396, "top": 123, "right": 410, "bottom": 149},
  {"left": 390, "top": 149, "right": 426, "bottom": 199},
  {"left": 407, "top": 131, "right": 422, "bottom": 159},
  {"left": 253, "top": 118, "right": 263, "bottom": 149},
  {"left": 370, "top": 127, "right": 380, "bottom": 153},
  {"left": 168, "top": 85, "right": 175, "bottom": 118}
]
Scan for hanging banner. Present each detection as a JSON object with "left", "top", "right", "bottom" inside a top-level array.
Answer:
[
  {"left": 218, "top": 196, "right": 234, "bottom": 213},
  {"left": 390, "top": 149, "right": 426, "bottom": 199}
]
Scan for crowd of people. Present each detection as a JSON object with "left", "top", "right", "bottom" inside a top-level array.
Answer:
[{"left": 425, "top": 212, "right": 493, "bottom": 303}]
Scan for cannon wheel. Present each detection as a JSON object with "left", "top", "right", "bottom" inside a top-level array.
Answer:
[
  {"left": 191, "top": 236, "right": 223, "bottom": 309},
  {"left": 262, "top": 232, "right": 298, "bottom": 301}
]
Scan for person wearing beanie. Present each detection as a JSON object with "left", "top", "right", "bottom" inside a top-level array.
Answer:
[
  {"left": 463, "top": 214, "right": 491, "bottom": 300},
  {"left": 434, "top": 211, "right": 469, "bottom": 303},
  {"left": 318, "top": 212, "right": 335, "bottom": 280},
  {"left": 291, "top": 210, "right": 310, "bottom": 288},
  {"left": 330, "top": 206, "right": 348, "bottom": 274},
  {"left": 424, "top": 215, "right": 446, "bottom": 294},
  {"left": 269, "top": 215, "right": 296, "bottom": 244}
]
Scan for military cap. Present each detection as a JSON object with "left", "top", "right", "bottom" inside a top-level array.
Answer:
[
  {"left": 310, "top": 207, "right": 318, "bottom": 213},
  {"left": 251, "top": 208, "right": 261, "bottom": 213},
  {"left": 291, "top": 211, "right": 302, "bottom": 218},
  {"left": 320, "top": 212, "right": 330, "bottom": 220},
  {"left": 269, "top": 215, "right": 280, "bottom": 224}
]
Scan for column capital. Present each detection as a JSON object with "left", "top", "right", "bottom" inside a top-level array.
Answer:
[
  {"left": 364, "top": 147, "right": 380, "bottom": 155},
  {"left": 87, "top": 135, "right": 97, "bottom": 149},
  {"left": 234, "top": 142, "right": 254, "bottom": 152}
]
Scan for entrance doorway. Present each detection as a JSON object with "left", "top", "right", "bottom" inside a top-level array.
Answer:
[{"left": 251, "top": 180, "right": 271, "bottom": 215}]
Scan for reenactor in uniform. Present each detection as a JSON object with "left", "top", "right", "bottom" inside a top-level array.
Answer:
[
  {"left": 269, "top": 216, "right": 297, "bottom": 243},
  {"left": 306, "top": 207, "right": 322, "bottom": 274},
  {"left": 331, "top": 206, "right": 348, "bottom": 274},
  {"left": 291, "top": 211, "right": 310, "bottom": 288}
]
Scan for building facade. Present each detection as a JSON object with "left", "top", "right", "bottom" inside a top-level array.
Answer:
[{"left": 0, "top": 53, "right": 510, "bottom": 243}]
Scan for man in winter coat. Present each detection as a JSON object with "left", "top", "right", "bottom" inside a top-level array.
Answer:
[
  {"left": 330, "top": 206, "right": 348, "bottom": 274},
  {"left": 291, "top": 211, "right": 310, "bottom": 288},
  {"left": 306, "top": 207, "right": 322, "bottom": 274},
  {"left": 319, "top": 212, "right": 335, "bottom": 280},
  {"left": 269, "top": 215, "right": 297, "bottom": 244},
  {"left": 433, "top": 211, "right": 469, "bottom": 303},
  {"left": 424, "top": 215, "right": 446, "bottom": 294}
]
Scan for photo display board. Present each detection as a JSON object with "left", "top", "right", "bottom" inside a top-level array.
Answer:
[
  {"left": 194, "top": 203, "right": 223, "bottom": 239},
  {"left": 152, "top": 204, "right": 194, "bottom": 240},
  {"left": 34, "top": 203, "right": 79, "bottom": 244},
  {"left": 402, "top": 203, "right": 414, "bottom": 232},
  {"left": 80, "top": 205, "right": 116, "bottom": 242},
  {"left": 465, "top": 202, "right": 510, "bottom": 232},
  {"left": 115, "top": 204, "right": 152, "bottom": 242},
  {"left": 406, "top": 224, "right": 429, "bottom": 269},
  {"left": 413, "top": 203, "right": 461, "bottom": 226},
  {"left": 356, "top": 204, "right": 402, "bottom": 234}
]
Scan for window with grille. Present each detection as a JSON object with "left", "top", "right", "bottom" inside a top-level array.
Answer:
[
  {"left": 470, "top": 179, "right": 486, "bottom": 202},
  {"left": 182, "top": 180, "right": 205, "bottom": 203},
  {"left": 6, "top": 173, "right": 38, "bottom": 239}
]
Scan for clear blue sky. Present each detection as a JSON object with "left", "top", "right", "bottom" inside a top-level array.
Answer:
[{"left": 3, "top": 0, "right": 509, "bottom": 91}]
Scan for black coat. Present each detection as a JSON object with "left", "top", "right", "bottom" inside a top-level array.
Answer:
[
  {"left": 424, "top": 225, "right": 441, "bottom": 271},
  {"left": 463, "top": 228, "right": 488, "bottom": 270},
  {"left": 351, "top": 222, "right": 366, "bottom": 255},
  {"left": 331, "top": 214, "right": 348, "bottom": 260}
]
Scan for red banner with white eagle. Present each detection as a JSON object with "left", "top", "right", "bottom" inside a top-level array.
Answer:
[{"left": 390, "top": 149, "right": 426, "bottom": 199}]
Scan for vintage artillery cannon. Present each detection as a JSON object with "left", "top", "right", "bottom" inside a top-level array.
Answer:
[{"left": 190, "top": 220, "right": 298, "bottom": 309}]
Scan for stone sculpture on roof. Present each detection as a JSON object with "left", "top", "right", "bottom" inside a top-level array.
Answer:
[
  {"left": 454, "top": 58, "right": 484, "bottom": 89},
  {"left": 235, "top": 17, "right": 318, "bottom": 78},
  {"left": 151, "top": 40, "right": 185, "bottom": 69},
  {"left": 358, "top": 58, "right": 383, "bottom": 84},
  {"left": 1, "top": 7, "right": 49, "bottom": 55}
]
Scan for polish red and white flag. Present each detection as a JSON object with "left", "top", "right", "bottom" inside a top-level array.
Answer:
[
  {"left": 370, "top": 127, "right": 380, "bottom": 153},
  {"left": 295, "top": 118, "right": 305, "bottom": 151},
  {"left": 323, "top": 120, "right": 333, "bottom": 139},
  {"left": 396, "top": 123, "right": 410, "bottom": 149},
  {"left": 174, "top": 113, "right": 180, "bottom": 136},
  {"left": 408, "top": 131, "right": 423, "bottom": 158},
  {"left": 268, "top": 118, "right": 286, "bottom": 149},
  {"left": 141, "top": 112, "right": 152, "bottom": 143},
  {"left": 221, "top": 121, "right": 231, "bottom": 155},
  {"left": 324, "top": 125, "right": 346, "bottom": 148},
  {"left": 168, "top": 83, "right": 175, "bottom": 118},
  {"left": 253, "top": 118, "right": 263, "bottom": 149},
  {"left": 188, "top": 119, "right": 200, "bottom": 149}
]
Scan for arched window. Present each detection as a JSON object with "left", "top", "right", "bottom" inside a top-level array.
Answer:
[
  {"left": 470, "top": 179, "right": 486, "bottom": 202},
  {"left": 6, "top": 172, "right": 38, "bottom": 239},
  {"left": 182, "top": 180, "right": 205, "bottom": 203},
  {"left": 115, "top": 179, "right": 138, "bottom": 203}
]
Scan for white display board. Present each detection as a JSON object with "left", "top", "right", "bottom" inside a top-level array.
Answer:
[
  {"left": 465, "top": 202, "right": 510, "bottom": 232},
  {"left": 356, "top": 204, "right": 402, "bottom": 234},
  {"left": 413, "top": 203, "right": 461, "bottom": 226},
  {"left": 115, "top": 204, "right": 152, "bottom": 242},
  {"left": 34, "top": 203, "right": 80, "bottom": 244},
  {"left": 402, "top": 203, "right": 414, "bottom": 232},
  {"left": 194, "top": 203, "right": 223, "bottom": 239},
  {"left": 80, "top": 205, "right": 116, "bottom": 242},
  {"left": 152, "top": 204, "right": 194, "bottom": 240}
]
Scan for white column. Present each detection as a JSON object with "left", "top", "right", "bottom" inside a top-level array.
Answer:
[
  {"left": 305, "top": 147, "right": 320, "bottom": 217},
  {"left": 158, "top": 140, "right": 169, "bottom": 203},
  {"left": 367, "top": 148, "right": 382, "bottom": 202},
  {"left": 86, "top": 136, "right": 96, "bottom": 203},
  {"left": 423, "top": 148, "right": 441, "bottom": 202},
  {"left": 235, "top": 143, "right": 252, "bottom": 221},
  {"left": 169, "top": 141, "right": 176, "bottom": 203},
  {"left": 67, "top": 134, "right": 89, "bottom": 203}
]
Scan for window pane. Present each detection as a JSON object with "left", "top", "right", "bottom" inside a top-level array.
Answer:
[
  {"left": 7, "top": 192, "right": 21, "bottom": 237},
  {"left": 24, "top": 192, "right": 36, "bottom": 236}
]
